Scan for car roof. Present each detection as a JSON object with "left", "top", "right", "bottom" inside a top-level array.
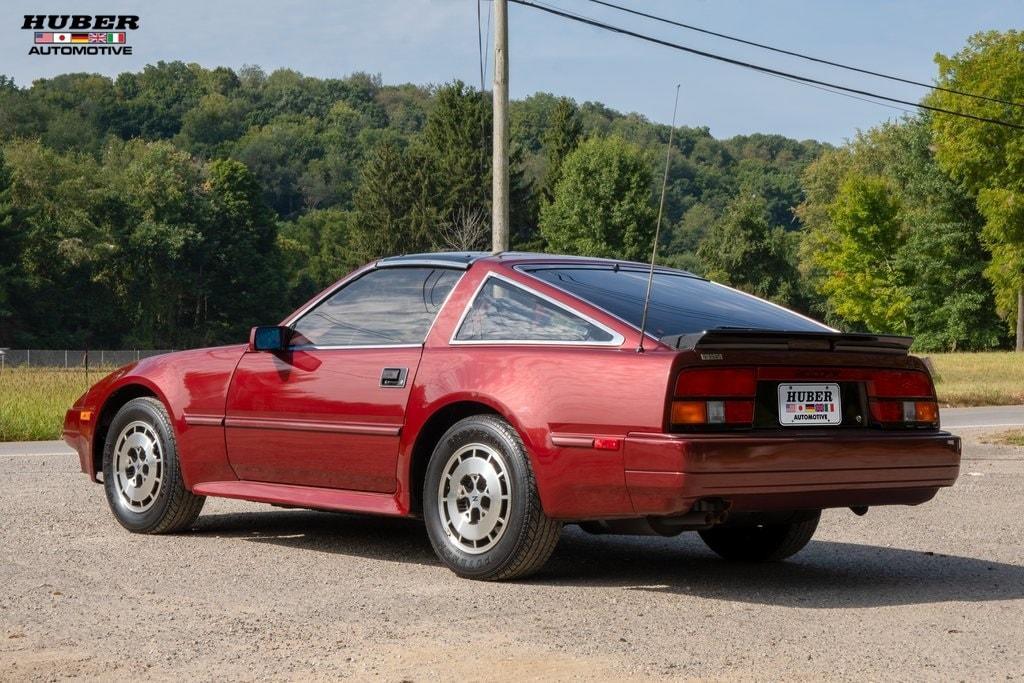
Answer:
[{"left": 377, "top": 251, "right": 699, "bottom": 277}]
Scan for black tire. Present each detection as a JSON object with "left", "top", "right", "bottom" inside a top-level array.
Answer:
[
  {"left": 698, "top": 510, "right": 821, "bottom": 562},
  {"left": 102, "top": 397, "right": 205, "bottom": 534},
  {"left": 424, "top": 415, "right": 561, "bottom": 581}
]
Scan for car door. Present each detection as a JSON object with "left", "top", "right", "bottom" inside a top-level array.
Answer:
[{"left": 224, "top": 266, "right": 462, "bottom": 492}]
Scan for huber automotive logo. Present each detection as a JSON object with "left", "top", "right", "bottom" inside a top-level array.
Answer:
[{"left": 22, "top": 14, "right": 138, "bottom": 56}]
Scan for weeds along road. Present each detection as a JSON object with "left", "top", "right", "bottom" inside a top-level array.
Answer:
[{"left": 0, "top": 430, "right": 1021, "bottom": 681}]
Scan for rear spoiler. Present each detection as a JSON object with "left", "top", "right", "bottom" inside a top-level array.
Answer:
[{"left": 661, "top": 329, "right": 914, "bottom": 355}]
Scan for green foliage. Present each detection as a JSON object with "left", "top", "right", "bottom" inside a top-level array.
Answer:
[
  {"left": 0, "top": 139, "right": 284, "bottom": 348},
  {"left": 351, "top": 141, "right": 436, "bottom": 262},
  {"left": 797, "top": 117, "right": 1005, "bottom": 350},
  {"left": 10, "top": 56, "right": 1008, "bottom": 349},
  {"left": 540, "top": 137, "right": 656, "bottom": 261},
  {"left": 0, "top": 152, "right": 18, "bottom": 330},
  {"left": 820, "top": 174, "right": 910, "bottom": 333},
  {"left": 697, "top": 194, "right": 803, "bottom": 307},
  {"left": 278, "top": 208, "right": 358, "bottom": 303},
  {"left": 540, "top": 97, "right": 583, "bottom": 202},
  {"left": 927, "top": 30, "right": 1024, "bottom": 338},
  {"left": 200, "top": 159, "right": 286, "bottom": 341}
]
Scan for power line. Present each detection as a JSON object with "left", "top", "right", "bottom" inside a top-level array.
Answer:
[
  {"left": 769, "top": 72, "right": 918, "bottom": 117},
  {"left": 509, "top": 0, "right": 1024, "bottom": 131},
  {"left": 483, "top": 1, "right": 492, "bottom": 84},
  {"left": 477, "top": 0, "right": 486, "bottom": 92},
  {"left": 582, "top": 0, "right": 1024, "bottom": 111},
  {"left": 477, "top": 0, "right": 485, "bottom": 91},
  {"left": 560, "top": 1, "right": 917, "bottom": 117}
]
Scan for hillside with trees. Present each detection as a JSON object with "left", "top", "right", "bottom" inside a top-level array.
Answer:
[{"left": 0, "top": 29, "right": 1019, "bottom": 351}]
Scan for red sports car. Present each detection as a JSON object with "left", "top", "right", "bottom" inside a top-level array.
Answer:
[{"left": 63, "top": 252, "right": 961, "bottom": 580}]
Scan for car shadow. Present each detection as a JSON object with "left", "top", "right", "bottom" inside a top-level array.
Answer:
[{"left": 192, "top": 510, "right": 1024, "bottom": 609}]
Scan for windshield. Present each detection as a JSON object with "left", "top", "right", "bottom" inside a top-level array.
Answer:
[{"left": 522, "top": 266, "right": 831, "bottom": 339}]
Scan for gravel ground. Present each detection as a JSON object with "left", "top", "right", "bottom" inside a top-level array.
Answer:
[{"left": 1, "top": 429, "right": 1021, "bottom": 681}]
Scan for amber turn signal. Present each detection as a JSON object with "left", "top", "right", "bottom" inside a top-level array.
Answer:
[
  {"left": 914, "top": 401, "right": 939, "bottom": 423},
  {"left": 671, "top": 401, "right": 706, "bottom": 425}
]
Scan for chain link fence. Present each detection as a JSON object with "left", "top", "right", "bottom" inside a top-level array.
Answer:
[{"left": 0, "top": 349, "right": 173, "bottom": 369}]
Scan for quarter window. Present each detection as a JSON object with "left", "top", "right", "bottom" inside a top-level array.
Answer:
[
  {"left": 292, "top": 267, "right": 461, "bottom": 346},
  {"left": 455, "top": 277, "right": 616, "bottom": 343}
]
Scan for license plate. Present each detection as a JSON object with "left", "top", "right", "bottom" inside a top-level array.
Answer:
[{"left": 778, "top": 383, "right": 842, "bottom": 426}]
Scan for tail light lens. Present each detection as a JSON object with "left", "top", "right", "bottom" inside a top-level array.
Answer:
[
  {"left": 867, "top": 371, "right": 933, "bottom": 398},
  {"left": 866, "top": 369, "right": 938, "bottom": 428},
  {"left": 869, "top": 399, "right": 939, "bottom": 427},
  {"left": 675, "top": 368, "right": 756, "bottom": 397},
  {"left": 672, "top": 368, "right": 756, "bottom": 429}
]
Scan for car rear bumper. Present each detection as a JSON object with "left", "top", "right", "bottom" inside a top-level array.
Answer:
[{"left": 622, "top": 430, "right": 961, "bottom": 515}]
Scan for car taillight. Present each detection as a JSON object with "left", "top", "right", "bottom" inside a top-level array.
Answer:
[
  {"left": 675, "top": 368, "right": 756, "bottom": 396},
  {"left": 672, "top": 368, "right": 756, "bottom": 428},
  {"left": 866, "top": 370, "right": 933, "bottom": 398},
  {"left": 866, "top": 369, "right": 938, "bottom": 428}
]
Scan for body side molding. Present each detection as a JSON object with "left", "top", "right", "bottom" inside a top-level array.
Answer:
[
  {"left": 223, "top": 416, "right": 401, "bottom": 436},
  {"left": 191, "top": 480, "right": 406, "bottom": 516}
]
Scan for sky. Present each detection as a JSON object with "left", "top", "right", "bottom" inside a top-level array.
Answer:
[{"left": 1, "top": 1, "right": 1019, "bottom": 144}]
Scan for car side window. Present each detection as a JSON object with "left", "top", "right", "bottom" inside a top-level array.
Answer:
[
  {"left": 455, "top": 277, "right": 616, "bottom": 343},
  {"left": 292, "top": 267, "right": 461, "bottom": 346}
]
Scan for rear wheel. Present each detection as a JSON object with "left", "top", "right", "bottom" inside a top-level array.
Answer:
[
  {"left": 424, "top": 415, "right": 561, "bottom": 580},
  {"left": 102, "top": 397, "right": 205, "bottom": 533},
  {"left": 698, "top": 510, "right": 820, "bottom": 562}
]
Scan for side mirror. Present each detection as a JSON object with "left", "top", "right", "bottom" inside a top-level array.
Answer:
[{"left": 249, "top": 325, "right": 291, "bottom": 352}]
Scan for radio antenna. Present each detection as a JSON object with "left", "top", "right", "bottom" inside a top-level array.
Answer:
[{"left": 637, "top": 83, "right": 680, "bottom": 353}]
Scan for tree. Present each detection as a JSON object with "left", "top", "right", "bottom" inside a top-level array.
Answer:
[
  {"left": 113, "top": 61, "right": 204, "bottom": 139},
  {"left": 437, "top": 206, "right": 489, "bottom": 251},
  {"left": 927, "top": 30, "right": 1024, "bottom": 350},
  {"left": 176, "top": 93, "right": 248, "bottom": 158},
  {"left": 351, "top": 141, "right": 436, "bottom": 261},
  {"left": 278, "top": 208, "right": 357, "bottom": 305},
  {"left": 2, "top": 140, "right": 124, "bottom": 346},
  {"left": 540, "top": 97, "right": 583, "bottom": 202},
  {"left": 697, "top": 193, "right": 803, "bottom": 307},
  {"left": 816, "top": 174, "right": 910, "bottom": 333},
  {"left": 540, "top": 136, "right": 655, "bottom": 261},
  {"left": 0, "top": 150, "right": 19, "bottom": 344},
  {"left": 231, "top": 115, "right": 322, "bottom": 217},
  {"left": 796, "top": 117, "right": 1004, "bottom": 349},
  {"left": 200, "top": 159, "right": 286, "bottom": 342},
  {"left": 417, "top": 81, "right": 490, "bottom": 221},
  {"left": 417, "top": 81, "right": 535, "bottom": 244},
  {"left": 104, "top": 139, "right": 205, "bottom": 347}
]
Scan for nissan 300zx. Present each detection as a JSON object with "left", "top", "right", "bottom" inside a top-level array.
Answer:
[{"left": 64, "top": 252, "right": 961, "bottom": 580}]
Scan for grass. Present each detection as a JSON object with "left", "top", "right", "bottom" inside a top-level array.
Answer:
[
  {"left": 0, "top": 368, "right": 109, "bottom": 442},
  {"left": 0, "top": 352, "right": 1022, "bottom": 441},
  {"left": 927, "top": 352, "right": 1024, "bottom": 407},
  {"left": 980, "top": 429, "right": 1024, "bottom": 448}
]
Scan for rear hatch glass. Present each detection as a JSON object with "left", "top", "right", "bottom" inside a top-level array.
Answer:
[{"left": 521, "top": 266, "right": 830, "bottom": 339}]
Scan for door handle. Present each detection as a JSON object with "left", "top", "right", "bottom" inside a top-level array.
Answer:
[{"left": 380, "top": 367, "right": 408, "bottom": 388}]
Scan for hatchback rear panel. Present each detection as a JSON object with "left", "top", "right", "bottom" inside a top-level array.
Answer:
[{"left": 617, "top": 329, "right": 961, "bottom": 518}]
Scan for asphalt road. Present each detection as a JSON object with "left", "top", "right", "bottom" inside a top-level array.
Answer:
[
  {"left": 939, "top": 404, "right": 1024, "bottom": 429},
  {"left": 1, "top": 421, "right": 1022, "bottom": 680}
]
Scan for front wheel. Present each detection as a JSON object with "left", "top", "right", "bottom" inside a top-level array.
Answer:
[
  {"left": 698, "top": 510, "right": 820, "bottom": 562},
  {"left": 102, "top": 397, "right": 205, "bottom": 534},
  {"left": 423, "top": 415, "right": 562, "bottom": 580}
]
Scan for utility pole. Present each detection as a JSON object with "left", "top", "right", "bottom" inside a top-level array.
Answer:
[{"left": 491, "top": 0, "right": 510, "bottom": 253}]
